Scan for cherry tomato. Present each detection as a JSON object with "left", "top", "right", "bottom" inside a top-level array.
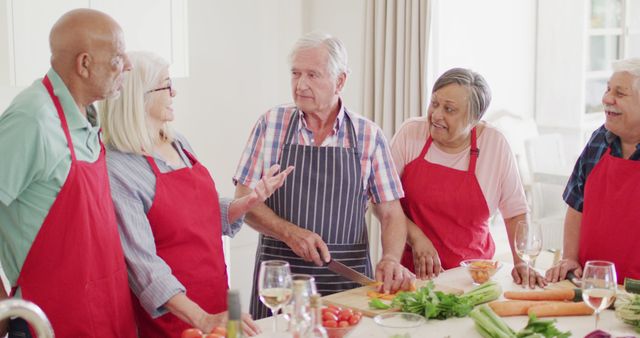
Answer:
[
  {"left": 322, "top": 311, "right": 338, "bottom": 321},
  {"left": 338, "top": 320, "right": 349, "bottom": 327},
  {"left": 323, "top": 306, "right": 340, "bottom": 316},
  {"left": 181, "top": 328, "right": 203, "bottom": 338},
  {"left": 203, "top": 334, "right": 223, "bottom": 338},
  {"left": 327, "top": 304, "right": 342, "bottom": 312},
  {"left": 338, "top": 309, "right": 353, "bottom": 321},
  {"left": 323, "top": 319, "right": 338, "bottom": 328},
  {"left": 211, "top": 327, "right": 227, "bottom": 335},
  {"left": 353, "top": 310, "right": 363, "bottom": 317},
  {"left": 348, "top": 315, "right": 361, "bottom": 325}
]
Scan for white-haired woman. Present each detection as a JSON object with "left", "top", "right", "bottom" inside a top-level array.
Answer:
[
  {"left": 390, "top": 68, "right": 545, "bottom": 288},
  {"left": 99, "top": 51, "right": 292, "bottom": 338}
]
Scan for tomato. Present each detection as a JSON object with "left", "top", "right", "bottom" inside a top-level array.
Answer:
[
  {"left": 338, "top": 320, "right": 349, "bottom": 327},
  {"left": 323, "top": 306, "right": 340, "bottom": 316},
  {"left": 323, "top": 319, "right": 338, "bottom": 328},
  {"left": 322, "top": 311, "right": 338, "bottom": 321},
  {"left": 338, "top": 309, "right": 353, "bottom": 321},
  {"left": 181, "top": 328, "right": 203, "bottom": 338},
  {"left": 353, "top": 310, "right": 363, "bottom": 317},
  {"left": 327, "top": 304, "right": 342, "bottom": 312},
  {"left": 211, "top": 327, "right": 227, "bottom": 335},
  {"left": 348, "top": 315, "right": 361, "bottom": 325}
]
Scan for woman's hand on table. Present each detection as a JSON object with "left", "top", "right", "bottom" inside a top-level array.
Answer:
[
  {"left": 545, "top": 258, "right": 583, "bottom": 283},
  {"left": 409, "top": 234, "right": 442, "bottom": 280},
  {"left": 199, "top": 311, "right": 261, "bottom": 336},
  {"left": 511, "top": 262, "right": 547, "bottom": 288}
]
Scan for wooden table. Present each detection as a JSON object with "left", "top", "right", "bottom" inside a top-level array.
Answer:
[{"left": 254, "top": 265, "right": 638, "bottom": 337}]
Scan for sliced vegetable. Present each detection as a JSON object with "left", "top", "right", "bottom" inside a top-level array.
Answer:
[{"left": 369, "top": 298, "right": 391, "bottom": 310}]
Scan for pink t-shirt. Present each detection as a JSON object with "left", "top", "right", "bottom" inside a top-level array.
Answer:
[{"left": 390, "top": 117, "right": 528, "bottom": 219}]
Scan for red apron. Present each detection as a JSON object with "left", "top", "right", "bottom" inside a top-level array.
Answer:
[
  {"left": 400, "top": 128, "right": 492, "bottom": 270},
  {"left": 133, "top": 150, "right": 228, "bottom": 338},
  {"left": 579, "top": 148, "right": 640, "bottom": 281},
  {"left": 12, "top": 76, "right": 136, "bottom": 337}
]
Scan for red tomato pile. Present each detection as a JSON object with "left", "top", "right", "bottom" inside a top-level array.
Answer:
[
  {"left": 321, "top": 305, "right": 362, "bottom": 328},
  {"left": 181, "top": 326, "right": 226, "bottom": 338}
]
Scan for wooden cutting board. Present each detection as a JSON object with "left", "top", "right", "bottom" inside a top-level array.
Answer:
[{"left": 321, "top": 280, "right": 463, "bottom": 317}]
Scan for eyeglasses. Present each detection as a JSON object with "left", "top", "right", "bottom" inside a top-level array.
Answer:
[{"left": 146, "top": 79, "right": 173, "bottom": 95}]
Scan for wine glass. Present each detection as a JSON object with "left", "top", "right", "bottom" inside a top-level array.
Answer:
[
  {"left": 513, "top": 220, "right": 543, "bottom": 288},
  {"left": 582, "top": 260, "right": 617, "bottom": 329},
  {"left": 258, "top": 260, "right": 293, "bottom": 332},
  {"left": 283, "top": 274, "right": 317, "bottom": 326}
]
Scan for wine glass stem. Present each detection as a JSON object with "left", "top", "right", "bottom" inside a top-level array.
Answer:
[
  {"left": 595, "top": 311, "right": 600, "bottom": 329},
  {"left": 526, "top": 263, "right": 530, "bottom": 289},
  {"left": 273, "top": 308, "right": 279, "bottom": 332}
]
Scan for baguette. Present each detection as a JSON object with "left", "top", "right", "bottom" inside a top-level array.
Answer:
[
  {"left": 504, "top": 289, "right": 575, "bottom": 301},
  {"left": 527, "top": 302, "right": 594, "bottom": 317}
]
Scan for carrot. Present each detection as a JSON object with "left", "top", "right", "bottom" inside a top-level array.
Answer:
[
  {"left": 488, "top": 300, "right": 549, "bottom": 316},
  {"left": 504, "top": 289, "right": 575, "bottom": 301},
  {"left": 366, "top": 290, "right": 396, "bottom": 300},
  {"left": 527, "top": 302, "right": 594, "bottom": 317}
]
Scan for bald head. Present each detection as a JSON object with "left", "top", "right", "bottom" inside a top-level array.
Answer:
[
  {"left": 50, "top": 9, "right": 122, "bottom": 69},
  {"left": 48, "top": 8, "right": 131, "bottom": 110}
]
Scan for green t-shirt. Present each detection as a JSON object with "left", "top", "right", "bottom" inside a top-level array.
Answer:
[{"left": 0, "top": 68, "right": 101, "bottom": 286}]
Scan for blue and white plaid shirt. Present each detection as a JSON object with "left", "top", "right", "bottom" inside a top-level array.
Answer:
[{"left": 563, "top": 125, "right": 640, "bottom": 212}]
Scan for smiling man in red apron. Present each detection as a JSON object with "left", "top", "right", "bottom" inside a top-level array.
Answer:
[
  {"left": 234, "top": 32, "right": 414, "bottom": 319},
  {"left": 546, "top": 57, "right": 640, "bottom": 283},
  {"left": 0, "top": 9, "right": 136, "bottom": 337}
]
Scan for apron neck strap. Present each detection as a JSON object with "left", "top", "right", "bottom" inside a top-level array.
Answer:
[
  {"left": 144, "top": 156, "right": 162, "bottom": 176},
  {"left": 421, "top": 127, "right": 479, "bottom": 173},
  {"left": 42, "top": 76, "right": 77, "bottom": 162},
  {"left": 469, "top": 127, "right": 480, "bottom": 173},
  {"left": 284, "top": 108, "right": 359, "bottom": 150}
]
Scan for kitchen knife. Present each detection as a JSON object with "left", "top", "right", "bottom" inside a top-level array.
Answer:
[{"left": 326, "top": 259, "right": 377, "bottom": 286}]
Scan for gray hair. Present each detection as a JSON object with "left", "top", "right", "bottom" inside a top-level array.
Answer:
[
  {"left": 432, "top": 68, "right": 492, "bottom": 121},
  {"left": 289, "top": 32, "right": 350, "bottom": 79},
  {"left": 99, "top": 51, "right": 173, "bottom": 154},
  {"left": 612, "top": 57, "right": 640, "bottom": 90}
]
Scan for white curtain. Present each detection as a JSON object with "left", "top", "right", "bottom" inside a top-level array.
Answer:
[{"left": 363, "top": 0, "right": 432, "bottom": 263}]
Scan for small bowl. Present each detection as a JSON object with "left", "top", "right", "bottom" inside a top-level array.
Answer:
[
  {"left": 324, "top": 322, "right": 359, "bottom": 338},
  {"left": 460, "top": 259, "right": 502, "bottom": 284},
  {"left": 373, "top": 312, "right": 426, "bottom": 337}
]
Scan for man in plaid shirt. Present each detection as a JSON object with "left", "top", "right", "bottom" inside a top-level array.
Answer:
[
  {"left": 546, "top": 57, "right": 640, "bottom": 283},
  {"left": 233, "top": 32, "right": 414, "bottom": 317}
]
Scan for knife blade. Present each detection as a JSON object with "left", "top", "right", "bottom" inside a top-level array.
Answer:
[{"left": 327, "top": 259, "right": 377, "bottom": 286}]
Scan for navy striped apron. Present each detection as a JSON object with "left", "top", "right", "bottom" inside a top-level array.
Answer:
[{"left": 250, "top": 110, "right": 372, "bottom": 319}]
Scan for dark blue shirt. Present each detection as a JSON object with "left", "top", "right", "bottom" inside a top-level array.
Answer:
[{"left": 563, "top": 125, "right": 640, "bottom": 212}]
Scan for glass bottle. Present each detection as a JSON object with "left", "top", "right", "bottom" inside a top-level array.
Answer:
[
  {"left": 306, "top": 294, "right": 328, "bottom": 338},
  {"left": 226, "top": 289, "right": 245, "bottom": 338},
  {"left": 289, "top": 280, "right": 311, "bottom": 338}
]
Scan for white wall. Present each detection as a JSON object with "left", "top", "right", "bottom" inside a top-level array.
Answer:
[{"left": 429, "top": 0, "right": 537, "bottom": 120}]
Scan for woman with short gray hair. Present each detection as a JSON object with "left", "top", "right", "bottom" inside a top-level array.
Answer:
[{"left": 390, "top": 68, "right": 543, "bottom": 288}]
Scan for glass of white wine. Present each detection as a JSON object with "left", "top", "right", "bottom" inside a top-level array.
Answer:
[
  {"left": 258, "top": 260, "right": 293, "bottom": 332},
  {"left": 582, "top": 260, "right": 617, "bottom": 329},
  {"left": 513, "top": 220, "right": 543, "bottom": 288}
]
